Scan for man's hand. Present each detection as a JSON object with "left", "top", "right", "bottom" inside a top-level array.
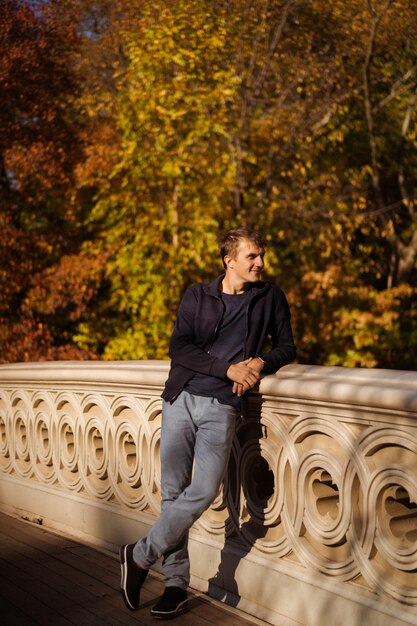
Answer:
[
  {"left": 247, "top": 357, "right": 265, "bottom": 375},
  {"left": 227, "top": 358, "right": 263, "bottom": 396}
]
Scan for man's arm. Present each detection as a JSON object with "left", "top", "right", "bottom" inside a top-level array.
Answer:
[
  {"left": 234, "top": 288, "right": 295, "bottom": 396},
  {"left": 257, "top": 288, "right": 296, "bottom": 375},
  {"left": 168, "top": 287, "right": 230, "bottom": 379}
]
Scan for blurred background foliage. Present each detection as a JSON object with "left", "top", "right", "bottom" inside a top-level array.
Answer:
[{"left": 1, "top": 0, "right": 416, "bottom": 368}]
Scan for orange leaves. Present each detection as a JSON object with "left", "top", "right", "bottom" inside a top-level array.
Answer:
[
  {"left": 302, "top": 266, "right": 349, "bottom": 301},
  {"left": 76, "top": 124, "right": 121, "bottom": 190},
  {"left": 289, "top": 265, "right": 417, "bottom": 369},
  {"left": 6, "top": 143, "right": 68, "bottom": 192},
  {"left": 0, "top": 1, "right": 89, "bottom": 363},
  {"left": 26, "top": 253, "right": 106, "bottom": 321}
]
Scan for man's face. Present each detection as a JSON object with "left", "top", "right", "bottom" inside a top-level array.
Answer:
[{"left": 226, "top": 238, "right": 265, "bottom": 283}]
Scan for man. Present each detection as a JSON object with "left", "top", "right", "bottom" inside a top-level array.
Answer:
[{"left": 120, "top": 227, "right": 296, "bottom": 619}]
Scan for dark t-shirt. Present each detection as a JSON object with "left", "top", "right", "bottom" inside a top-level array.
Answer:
[{"left": 185, "top": 290, "right": 252, "bottom": 408}]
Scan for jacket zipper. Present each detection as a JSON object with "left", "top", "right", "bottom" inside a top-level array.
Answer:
[
  {"left": 207, "top": 296, "right": 224, "bottom": 354},
  {"left": 243, "top": 291, "right": 259, "bottom": 359}
]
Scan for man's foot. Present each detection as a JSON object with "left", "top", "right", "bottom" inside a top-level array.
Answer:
[
  {"left": 151, "top": 586, "right": 188, "bottom": 620},
  {"left": 119, "top": 543, "right": 148, "bottom": 611}
]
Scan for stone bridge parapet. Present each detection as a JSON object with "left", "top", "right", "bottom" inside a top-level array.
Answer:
[{"left": 1, "top": 361, "right": 417, "bottom": 626}]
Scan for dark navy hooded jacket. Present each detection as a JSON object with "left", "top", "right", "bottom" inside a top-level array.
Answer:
[{"left": 161, "top": 274, "right": 296, "bottom": 403}]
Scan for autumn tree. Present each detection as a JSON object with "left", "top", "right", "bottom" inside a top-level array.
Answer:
[
  {"left": 0, "top": 0, "right": 101, "bottom": 361},
  {"left": 284, "top": 0, "right": 417, "bottom": 366},
  {"left": 69, "top": 0, "right": 417, "bottom": 366},
  {"left": 73, "top": 0, "right": 243, "bottom": 358},
  {"left": 1, "top": 0, "right": 416, "bottom": 368}
]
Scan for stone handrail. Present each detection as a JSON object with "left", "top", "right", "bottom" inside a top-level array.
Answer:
[{"left": 1, "top": 361, "right": 417, "bottom": 626}]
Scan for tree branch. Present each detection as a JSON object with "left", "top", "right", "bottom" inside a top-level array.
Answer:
[
  {"left": 362, "top": 0, "right": 401, "bottom": 286},
  {"left": 373, "top": 66, "right": 417, "bottom": 112},
  {"left": 398, "top": 89, "right": 417, "bottom": 224},
  {"left": 252, "top": 0, "right": 297, "bottom": 98}
]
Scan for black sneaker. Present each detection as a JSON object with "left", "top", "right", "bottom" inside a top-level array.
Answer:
[
  {"left": 151, "top": 586, "right": 188, "bottom": 620},
  {"left": 120, "top": 543, "right": 148, "bottom": 611}
]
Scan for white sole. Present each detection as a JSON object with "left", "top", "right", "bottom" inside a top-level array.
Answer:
[
  {"left": 120, "top": 544, "right": 137, "bottom": 611},
  {"left": 151, "top": 598, "right": 188, "bottom": 619}
]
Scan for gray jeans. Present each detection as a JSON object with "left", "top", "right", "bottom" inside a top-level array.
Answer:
[{"left": 133, "top": 390, "right": 238, "bottom": 589}]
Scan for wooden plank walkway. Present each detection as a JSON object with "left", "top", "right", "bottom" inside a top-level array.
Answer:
[{"left": 0, "top": 511, "right": 267, "bottom": 626}]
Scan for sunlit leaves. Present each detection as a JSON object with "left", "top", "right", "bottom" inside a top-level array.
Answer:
[{"left": 1, "top": 0, "right": 416, "bottom": 368}]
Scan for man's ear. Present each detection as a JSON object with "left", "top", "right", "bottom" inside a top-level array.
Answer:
[{"left": 224, "top": 254, "right": 234, "bottom": 269}]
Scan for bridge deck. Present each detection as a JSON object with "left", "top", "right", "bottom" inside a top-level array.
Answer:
[{"left": 0, "top": 511, "right": 267, "bottom": 626}]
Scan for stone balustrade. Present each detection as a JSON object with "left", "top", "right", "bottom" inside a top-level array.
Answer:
[{"left": 1, "top": 361, "right": 417, "bottom": 626}]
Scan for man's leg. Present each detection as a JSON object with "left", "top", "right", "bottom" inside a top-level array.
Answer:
[
  {"left": 134, "top": 392, "right": 237, "bottom": 573},
  {"left": 159, "top": 394, "right": 197, "bottom": 590},
  {"left": 121, "top": 392, "right": 237, "bottom": 614},
  {"left": 147, "top": 394, "right": 196, "bottom": 619},
  {"left": 120, "top": 391, "right": 195, "bottom": 611},
  {"left": 151, "top": 393, "right": 238, "bottom": 619}
]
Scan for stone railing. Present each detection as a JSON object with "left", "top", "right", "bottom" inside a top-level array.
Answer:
[{"left": 1, "top": 361, "right": 417, "bottom": 626}]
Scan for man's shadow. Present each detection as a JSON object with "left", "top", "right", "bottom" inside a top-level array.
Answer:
[{"left": 208, "top": 395, "right": 274, "bottom": 607}]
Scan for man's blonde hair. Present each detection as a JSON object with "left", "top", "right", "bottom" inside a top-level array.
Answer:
[{"left": 219, "top": 227, "right": 266, "bottom": 269}]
